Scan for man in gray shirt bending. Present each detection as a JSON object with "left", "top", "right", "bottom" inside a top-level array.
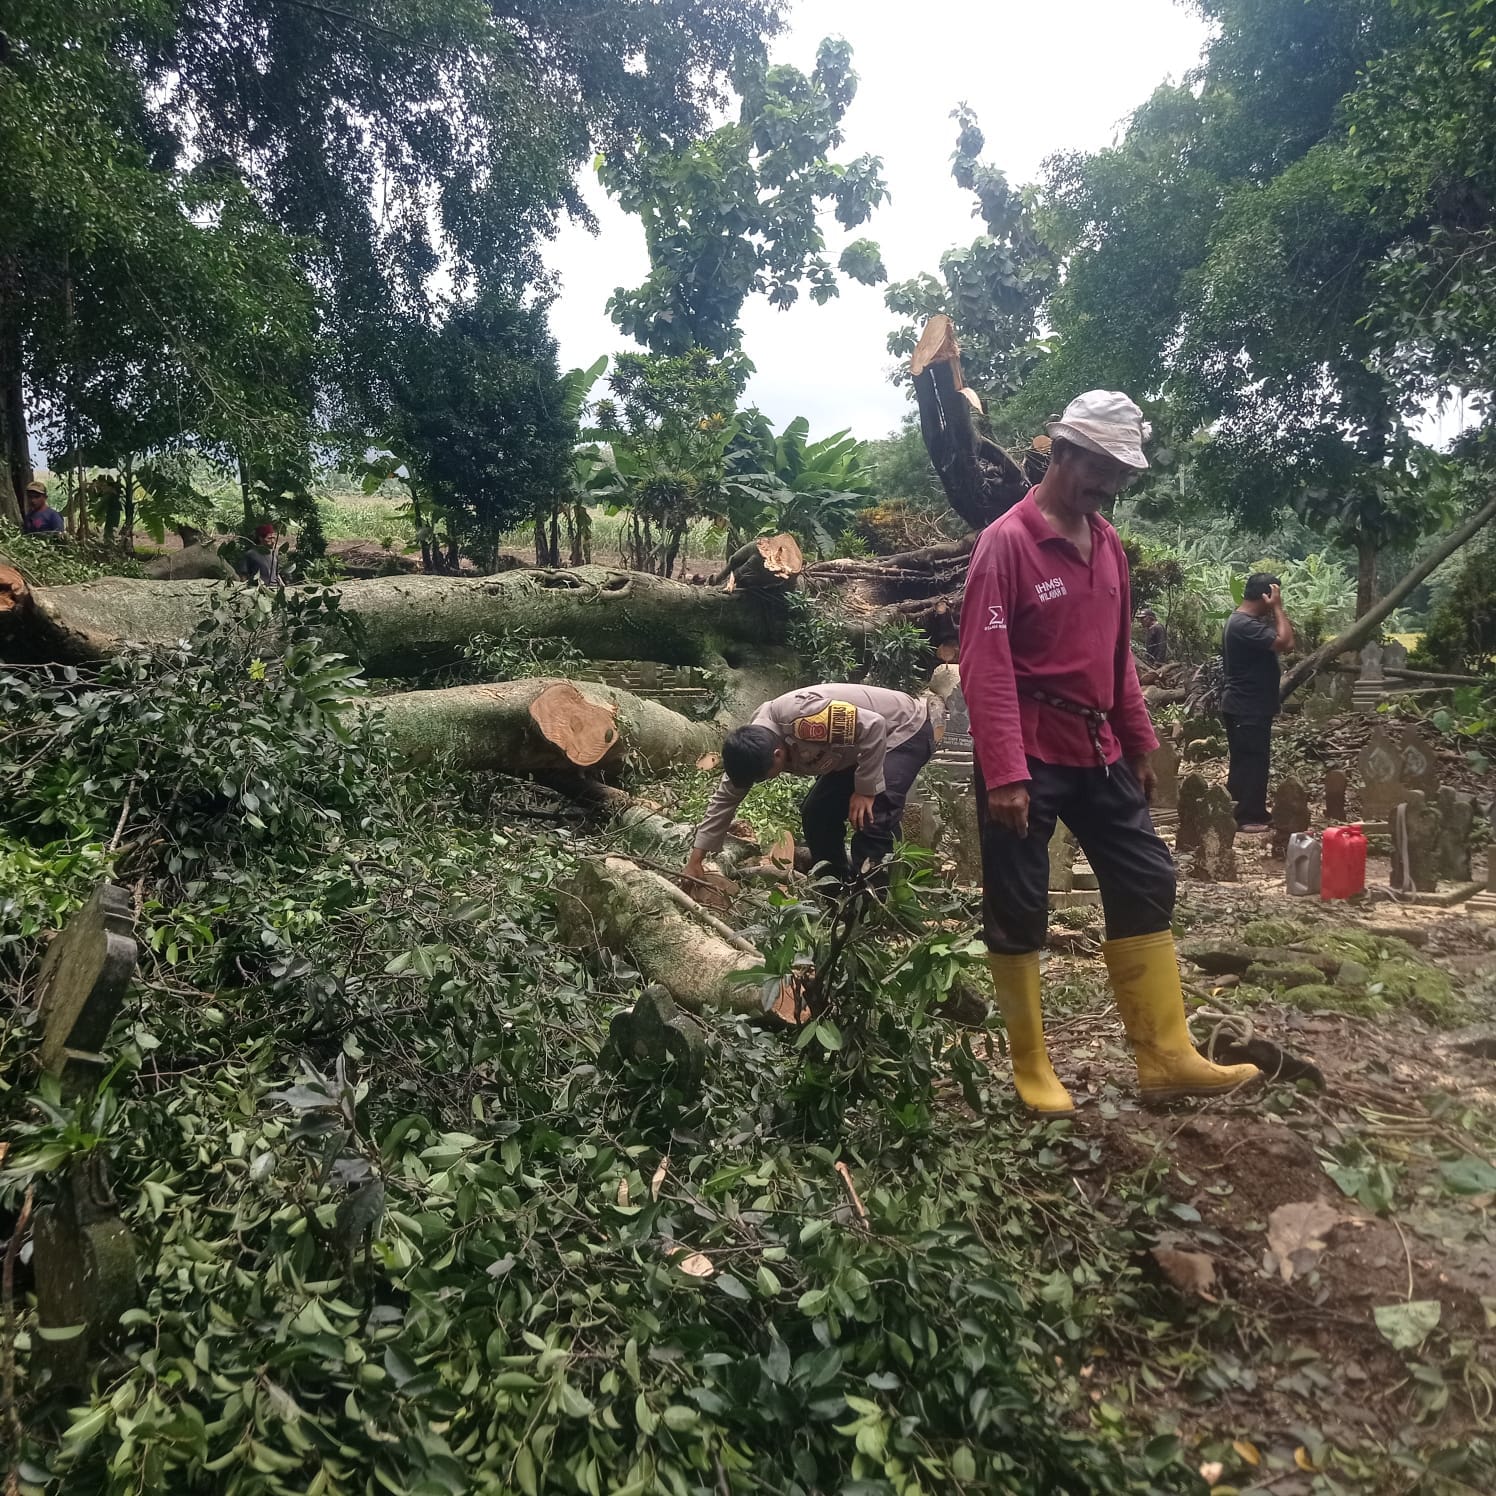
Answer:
[{"left": 684, "top": 683, "right": 937, "bottom": 890}]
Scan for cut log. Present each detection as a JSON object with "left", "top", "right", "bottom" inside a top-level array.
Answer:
[
  {"left": 0, "top": 563, "right": 25, "bottom": 619},
  {"left": 375, "top": 677, "right": 718, "bottom": 774},
  {"left": 713, "top": 533, "right": 804, "bottom": 591},
  {"left": 0, "top": 565, "right": 787, "bottom": 676},
  {"left": 806, "top": 535, "right": 974, "bottom": 577},
  {"left": 140, "top": 544, "right": 237, "bottom": 581},
  {"left": 556, "top": 855, "right": 766, "bottom": 1015},
  {"left": 910, "top": 314, "right": 963, "bottom": 381},
  {"left": 1280, "top": 491, "right": 1496, "bottom": 699}
]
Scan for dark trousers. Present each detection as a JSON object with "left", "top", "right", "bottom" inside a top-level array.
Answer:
[
  {"left": 801, "top": 720, "right": 934, "bottom": 881},
  {"left": 976, "top": 758, "right": 1176, "bottom": 954},
  {"left": 1223, "top": 714, "right": 1272, "bottom": 826}
]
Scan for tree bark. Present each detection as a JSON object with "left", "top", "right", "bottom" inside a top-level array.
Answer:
[
  {"left": 1355, "top": 536, "right": 1378, "bottom": 617},
  {"left": 1281, "top": 490, "right": 1496, "bottom": 699},
  {"left": 555, "top": 855, "right": 767, "bottom": 1016},
  {"left": 376, "top": 676, "right": 719, "bottom": 774},
  {"left": 0, "top": 566, "right": 791, "bottom": 675},
  {"left": 1, "top": 267, "right": 33, "bottom": 518},
  {"left": 121, "top": 454, "right": 135, "bottom": 552}
]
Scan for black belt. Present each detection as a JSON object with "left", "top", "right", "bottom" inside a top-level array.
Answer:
[{"left": 1019, "top": 688, "right": 1110, "bottom": 773}]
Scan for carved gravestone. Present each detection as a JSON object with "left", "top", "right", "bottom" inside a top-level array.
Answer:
[
  {"left": 1270, "top": 778, "right": 1311, "bottom": 858},
  {"left": 37, "top": 883, "right": 137, "bottom": 1078},
  {"left": 1328, "top": 671, "right": 1356, "bottom": 711},
  {"left": 29, "top": 884, "right": 140, "bottom": 1386},
  {"left": 607, "top": 985, "right": 707, "bottom": 1099},
  {"left": 1398, "top": 727, "right": 1440, "bottom": 799},
  {"left": 899, "top": 780, "right": 944, "bottom": 852},
  {"left": 1390, "top": 791, "right": 1441, "bottom": 894},
  {"left": 1437, "top": 787, "right": 1475, "bottom": 884},
  {"left": 1193, "top": 785, "right": 1239, "bottom": 882},
  {"left": 1049, "top": 821, "right": 1076, "bottom": 894},
  {"left": 1383, "top": 639, "right": 1409, "bottom": 673},
  {"left": 1324, "top": 769, "right": 1349, "bottom": 824},
  {"left": 1176, "top": 773, "right": 1210, "bottom": 855},
  {"left": 1359, "top": 642, "right": 1385, "bottom": 683},
  {"left": 1148, "top": 742, "right": 1180, "bottom": 811},
  {"left": 1359, "top": 728, "right": 1405, "bottom": 819}
]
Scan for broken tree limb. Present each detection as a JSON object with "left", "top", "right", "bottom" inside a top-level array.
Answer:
[
  {"left": 1280, "top": 491, "right": 1496, "bottom": 700},
  {"left": 805, "top": 535, "right": 974, "bottom": 578},
  {"left": 0, "top": 565, "right": 789, "bottom": 675},
  {"left": 555, "top": 855, "right": 765, "bottom": 1015},
  {"left": 711, "top": 533, "right": 803, "bottom": 591},
  {"left": 911, "top": 315, "right": 1031, "bottom": 533},
  {"left": 376, "top": 677, "right": 718, "bottom": 774}
]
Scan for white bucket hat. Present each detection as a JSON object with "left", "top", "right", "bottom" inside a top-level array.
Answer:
[{"left": 1047, "top": 390, "right": 1151, "bottom": 471}]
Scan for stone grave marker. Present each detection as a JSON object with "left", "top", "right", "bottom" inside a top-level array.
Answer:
[
  {"left": 607, "top": 985, "right": 708, "bottom": 1099},
  {"left": 37, "top": 882, "right": 137, "bottom": 1079},
  {"left": 1358, "top": 641, "right": 1385, "bottom": 683},
  {"left": 1324, "top": 769, "right": 1348, "bottom": 824},
  {"left": 1359, "top": 728, "right": 1405, "bottom": 819},
  {"left": 1193, "top": 785, "right": 1239, "bottom": 882},
  {"left": 1176, "top": 773, "right": 1210, "bottom": 855},
  {"left": 1383, "top": 639, "right": 1409, "bottom": 673},
  {"left": 28, "top": 884, "right": 141, "bottom": 1385},
  {"left": 1148, "top": 741, "right": 1180, "bottom": 811},
  {"left": 1398, "top": 727, "right": 1441, "bottom": 798},
  {"left": 1270, "top": 778, "right": 1311, "bottom": 858},
  {"left": 1390, "top": 791, "right": 1441, "bottom": 894},
  {"left": 1437, "top": 787, "right": 1475, "bottom": 884},
  {"left": 1479, "top": 800, "right": 1496, "bottom": 909},
  {"left": 1049, "top": 821, "right": 1076, "bottom": 895},
  {"left": 899, "top": 780, "right": 944, "bottom": 852}
]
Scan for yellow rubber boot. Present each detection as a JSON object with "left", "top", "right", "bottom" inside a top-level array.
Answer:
[
  {"left": 987, "top": 952, "right": 1075, "bottom": 1115},
  {"left": 1102, "top": 931, "right": 1261, "bottom": 1103}
]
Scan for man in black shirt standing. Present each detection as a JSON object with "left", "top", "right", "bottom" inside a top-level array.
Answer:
[{"left": 1220, "top": 572, "right": 1294, "bottom": 831}]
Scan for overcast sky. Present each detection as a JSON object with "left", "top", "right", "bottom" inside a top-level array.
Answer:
[{"left": 542, "top": 0, "right": 1211, "bottom": 443}]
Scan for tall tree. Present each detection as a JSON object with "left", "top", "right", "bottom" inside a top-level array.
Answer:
[{"left": 601, "top": 38, "right": 887, "bottom": 356}]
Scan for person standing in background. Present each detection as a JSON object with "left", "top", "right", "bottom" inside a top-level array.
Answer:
[
  {"left": 1221, "top": 573, "right": 1294, "bottom": 833},
  {"left": 21, "top": 479, "right": 64, "bottom": 535}
]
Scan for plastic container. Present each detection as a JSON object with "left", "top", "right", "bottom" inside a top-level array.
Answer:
[
  {"left": 1321, "top": 825, "right": 1368, "bottom": 901},
  {"left": 1286, "top": 832, "right": 1321, "bottom": 896}
]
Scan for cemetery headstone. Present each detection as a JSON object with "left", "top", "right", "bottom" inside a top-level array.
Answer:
[
  {"left": 1359, "top": 728, "right": 1405, "bottom": 819},
  {"left": 1148, "top": 741, "right": 1180, "bottom": 811},
  {"left": 1270, "top": 778, "right": 1311, "bottom": 858},
  {"left": 1390, "top": 791, "right": 1440, "bottom": 894},
  {"left": 28, "top": 883, "right": 141, "bottom": 1385},
  {"left": 1358, "top": 642, "right": 1385, "bottom": 682},
  {"left": 1382, "top": 639, "right": 1409, "bottom": 673},
  {"left": 1324, "top": 769, "right": 1349, "bottom": 824},
  {"left": 899, "top": 780, "right": 944, "bottom": 852},
  {"left": 1398, "top": 727, "right": 1440, "bottom": 798},
  {"left": 1049, "top": 821, "right": 1076, "bottom": 894},
  {"left": 607, "top": 985, "right": 708, "bottom": 1099},
  {"left": 1194, "top": 785, "right": 1239, "bottom": 882},
  {"left": 1176, "top": 773, "right": 1210, "bottom": 855},
  {"left": 1436, "top": 787, "right": 1475, "bottom": 884}
]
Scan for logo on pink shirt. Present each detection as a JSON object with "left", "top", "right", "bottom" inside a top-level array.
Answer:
[
  {"left": 1035, "top": 577, "right": 1067, "bottom": 603},
  {"left": 984, "top": 604, "right": 1006, "bottom": 631}
]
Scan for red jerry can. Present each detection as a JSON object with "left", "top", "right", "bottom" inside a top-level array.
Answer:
[{"left": 1321, "top": 825, "right": 1368, "bottom": 901}]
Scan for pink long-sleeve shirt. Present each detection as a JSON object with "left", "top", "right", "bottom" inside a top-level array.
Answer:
[{"left": 958, "top": 490, "right": 1158, "bottom": 789}]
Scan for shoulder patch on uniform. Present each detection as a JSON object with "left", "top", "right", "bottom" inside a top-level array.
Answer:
[{"left": 795, "top": 701, "right": 858, "bottom": 745}]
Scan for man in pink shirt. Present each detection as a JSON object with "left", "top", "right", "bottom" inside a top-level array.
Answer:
[{"left": 960, "top": 391, "right": 1259, "bottom": 1112}]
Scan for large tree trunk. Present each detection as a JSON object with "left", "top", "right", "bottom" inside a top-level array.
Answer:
[
  {"left": 0, "top": 272, "right": 31, "bottom": 521},
  {"left": 556, "top": 856, "right": 767, "bottom": 1016},
  {"left": 0, "top": 566, "right": 791, "bottom": 675},
  {"left": 1281, "top": 490, "right": 1496, "bottom": 699},
  {"left": 376, "top": 677, "right": 719, "bottom": 774}
]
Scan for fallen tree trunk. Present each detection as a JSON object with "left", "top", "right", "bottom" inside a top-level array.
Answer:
[
  {"left": 376, "top": 678, "right": 718, "bottom": 774},
  {"left": 556, "top": 855, "right": 766, "bottom": 1015},
  {"left": 1281, "top": 491, "right": 1496, "bottom": 700},
  {"left": 712, "top": 533, "right": 803, "bottom": 591},
  {"left": 0, "top": 565, "right": 788, "bottom": 675}
]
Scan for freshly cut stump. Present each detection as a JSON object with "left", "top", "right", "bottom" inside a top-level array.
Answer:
[{"left": 529, "top": 682, "right": 619, "bottom": 767}]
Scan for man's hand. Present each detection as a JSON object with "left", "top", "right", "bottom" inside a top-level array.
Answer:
[
  {"left": 1266, "top": 582, "right": 1283, "bottom": 609},
  {"left": 1128, "top": 755, "right": 1158, "bottom": 804},
  {"left": 848, "top": 792, "right": 876, "bottom": 830},
  {"left": 986, "top": 782, "right": 1030, "bottom": 838},
  {"left": 683, "top": 848, "right": 709, "bottom": 884}
]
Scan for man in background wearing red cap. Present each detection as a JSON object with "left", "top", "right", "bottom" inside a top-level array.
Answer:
[{"left": 960, "top": 391, "right": 1259, "bottom": 1113}]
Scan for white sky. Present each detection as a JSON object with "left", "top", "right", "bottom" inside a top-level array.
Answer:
[{"left": 543, "top": 0, "right": 1211, "bottom": 443}]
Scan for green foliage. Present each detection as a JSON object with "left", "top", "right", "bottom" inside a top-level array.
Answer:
[
  {"left": 786, "top": 591, "right": 859, "bottom": 682},
  {"left": 1412, "top": 531, "right": 1496, "bottom": 674},
  {"left": 603, "top": 38, "right": 887, "bottom": 355},
  {"left": 785, "top": 594, "right": 930, "bottom": 691},
  {"left": 885, "top": 107, "right": 1058, "bottom": 401},
  {"left": 864, "top": 417, "right": 943, "bottom": 506},
  {"left": 0, "top": 534, "right": 143, "bottom": 588},
  {"left": 457, "top": 630, "right": 588, "bottom": 684}
]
